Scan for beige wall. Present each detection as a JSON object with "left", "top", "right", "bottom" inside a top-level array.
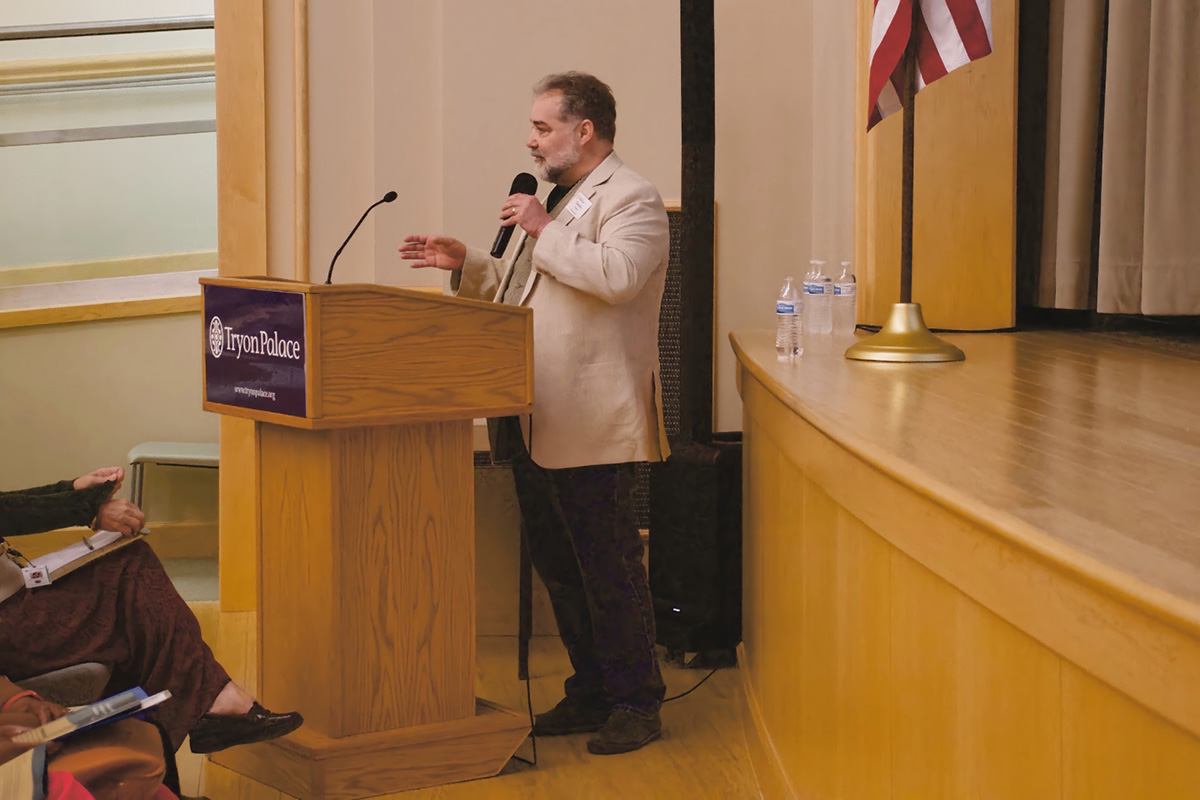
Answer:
[
  {"left": 0, "top": 314, "right": 217, "bottom": 510},
  {"left": 713, "top": 0, "right": 856, "bottom": 431},
  {"left": 435, "top": 0, "right": 682, "bottom": 258},
  {"left": 266, "top": 0, "right": 681, "bottom": 289}
]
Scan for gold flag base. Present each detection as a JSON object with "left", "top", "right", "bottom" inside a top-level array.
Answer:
[{"left": 844, "top": 303, "right": 965, "bottom": 363}]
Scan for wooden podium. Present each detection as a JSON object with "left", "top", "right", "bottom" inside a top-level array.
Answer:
[{"left": 198, "top": 277, "right": 532, "bottom": 798}]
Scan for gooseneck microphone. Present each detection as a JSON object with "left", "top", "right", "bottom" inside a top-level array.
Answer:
[
  {"left": 490, "top": 172, "right": 539, "bottom": 258},
  {"left": 325, "top": 190, "right": 398, "bottom": 284}
]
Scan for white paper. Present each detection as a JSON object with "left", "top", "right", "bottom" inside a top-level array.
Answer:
[{"left": 32, "top": 530, "right": 124, "bottom": 574}]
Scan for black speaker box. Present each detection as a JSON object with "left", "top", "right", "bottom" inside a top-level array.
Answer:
[{"left": 648, "top": 434, "right": 742, "bottom": 660}]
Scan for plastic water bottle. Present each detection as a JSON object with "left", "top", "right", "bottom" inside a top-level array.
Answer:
[
  {"left": 802, "top": 260, "right": 821, "bottom": 337},
  {"left": 833, "top": 261, "right": 857, "bottom": 336},
  {"left": 805, "top": 261, "right": 833, "bottom": 335},
  {"left": 775, "top": 277, "right": 800, "bottom": 362}
]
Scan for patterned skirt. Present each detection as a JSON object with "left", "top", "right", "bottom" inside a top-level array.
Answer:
[{"left": 0, "top": 540, "right": 230, "bottom": 751}]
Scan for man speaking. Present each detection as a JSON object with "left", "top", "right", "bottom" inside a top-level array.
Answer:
[{"left": 399, "top": 72, "right": 669, "bottom": 755}]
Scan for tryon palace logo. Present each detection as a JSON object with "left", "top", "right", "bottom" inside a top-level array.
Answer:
[
  {"left": 208, "top": 316, "right": 225, "bottom": 358},
  {"left": 207, "top": 316, "right": 303, "bottom": 361}
]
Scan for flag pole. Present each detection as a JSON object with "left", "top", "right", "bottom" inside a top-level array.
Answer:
[
  {"left": 845, "top": 0, "right": 964, "bottom": 363},
  {"left": 899, "top": 3, "right": 917, "bottom": 304}
]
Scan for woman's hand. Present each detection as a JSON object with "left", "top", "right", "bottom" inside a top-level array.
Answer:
[
  {"left": 74, "top": 466, "right": 124, "bottom": 493},
  {"left": 95, "top": 498, "right": 146, "bottom": 537},
  {"left": 0, "top": 721, "right": 62, "bottom": 764},
  {"left": 0, "top": 724, "right": 35, "bottom": 765},
  {"left": 5, "top": 696, "right": 66, "bottom": 726}
]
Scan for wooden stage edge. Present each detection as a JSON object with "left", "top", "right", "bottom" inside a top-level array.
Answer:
[
  {"left": 733, "top": 329, "right": 1200, "bottom": 798},
  {"left": 210, "top": 699, "right": 529, "bottom": 799}
]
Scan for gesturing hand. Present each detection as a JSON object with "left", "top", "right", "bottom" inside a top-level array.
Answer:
[
  {"left": 399, "top": 235, "right": 467, "bottom": 271},
  {"left": 95, "top": 498, "right": 146, "bottom": 537},
  {"left": 74, "top": 466, "right": 124, "bottom": 493}
]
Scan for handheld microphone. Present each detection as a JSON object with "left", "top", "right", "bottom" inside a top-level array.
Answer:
[
  {"left": 490, "top": 173, "right": 539, "bottom": 258},
  {"left": 325, "top": 190, "right": 398, "bottom": 284}
]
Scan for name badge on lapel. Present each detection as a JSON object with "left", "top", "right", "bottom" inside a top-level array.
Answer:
[{"left": 565, "top": 193, "right": 593, "bottom": 220}]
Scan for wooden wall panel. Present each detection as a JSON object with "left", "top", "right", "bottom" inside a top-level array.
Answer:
[
  {"left": 214, "top": 0, "right": 269, "bottom": 615},
  {"left": 746, "top": 440, "right": 803, "bottom": 785},
  {"left": 855, "top": 0, "right": 1018, "bottom": 330},
  {"left": 797, "top": 479, "right": 839, "bottom": 798},
  {"left": 832, "top": 508, "right": 891, "bottom": 800},
  {"left": 215, "top": 0, "right": 268, "bottom": 279},
  {"left": 1062, "top": 663, "right": 1200, "bottom": 800},
  {"left": 890, "top": 553, "right": 1061, "bottom": 799}
]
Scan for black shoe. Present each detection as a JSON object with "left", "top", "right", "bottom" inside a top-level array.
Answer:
[
  {"left": 586, "top": 708, "right": 662, "bottom": 755},
  {"left": 188, "top": 702, "right": 304, "bottom": 754},
  {"left": 532, "top": 696, "right": 612, "bottom": 736}
]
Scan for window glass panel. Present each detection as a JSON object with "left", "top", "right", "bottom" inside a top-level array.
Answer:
[{"left": 0, "top": 2, "right": 216, "bottom": 295}]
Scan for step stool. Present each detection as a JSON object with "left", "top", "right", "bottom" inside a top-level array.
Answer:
[{"left": 127, "top": 442, "right": 219, "bottom": 507}]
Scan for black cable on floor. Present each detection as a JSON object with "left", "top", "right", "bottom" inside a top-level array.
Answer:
[
  {"left": 663, "top": 666, "right": 719, "bottom": 703},
  {"left": 511, "top": 671, "right": 538, "bottom": 768}
]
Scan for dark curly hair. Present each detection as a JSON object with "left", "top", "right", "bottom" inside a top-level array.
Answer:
[{"left": 533, "top": 72, "right": 617, "bottom": 143}]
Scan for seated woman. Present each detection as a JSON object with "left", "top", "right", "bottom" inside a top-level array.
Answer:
[
  {"left": 0, "top": 467, "right": 302, "bottom": 754},
  {"left": 1, "top": 675, "right": 176, "bottom": 799}
]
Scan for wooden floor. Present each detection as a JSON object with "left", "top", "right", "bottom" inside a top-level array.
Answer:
[{"left": 198, "top": 633, "right": 760, "bottom": 799}]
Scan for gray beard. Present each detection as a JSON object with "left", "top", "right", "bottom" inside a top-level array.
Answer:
[{"left": 532, "top": 150, "right": 577, "bottom": 184}]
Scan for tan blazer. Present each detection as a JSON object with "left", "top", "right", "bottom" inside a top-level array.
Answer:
[{"left": 454, "top": 152, "right": 671, "bottom": 469}]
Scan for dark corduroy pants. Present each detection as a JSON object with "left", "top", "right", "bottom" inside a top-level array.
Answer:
[{"left": 511, "top": 449, "right": 665, "bottom": 714}]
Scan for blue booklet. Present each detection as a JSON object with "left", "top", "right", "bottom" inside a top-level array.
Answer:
[{"left": 11, "top": 687, "right": 171, "bottom": 745}]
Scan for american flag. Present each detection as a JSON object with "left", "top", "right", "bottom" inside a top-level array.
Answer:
[{"left": 868, "top": 0, "right": 993, "bottom": 130}]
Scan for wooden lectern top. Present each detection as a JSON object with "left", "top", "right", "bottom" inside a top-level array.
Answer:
[{"left": 200, "top": 276, "right": 532, "bottom": 430}]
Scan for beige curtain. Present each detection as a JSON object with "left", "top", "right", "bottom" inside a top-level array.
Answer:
[
  {"left": 1038, "top": 0, "right": 1105, "bottom": 309},
  {"left": 1039, "top": 0, "right": 1200, "bottom": 314}
]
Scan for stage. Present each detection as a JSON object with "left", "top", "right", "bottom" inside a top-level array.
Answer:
[{"left": 733, "top": 328, "right": 1200, "bottom": 798}]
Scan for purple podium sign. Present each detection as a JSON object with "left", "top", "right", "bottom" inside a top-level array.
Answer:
[{"left": 204, "top": 286, "right": 307, "bottom": 417}]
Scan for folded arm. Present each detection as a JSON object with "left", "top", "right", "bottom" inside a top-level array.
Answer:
[
  {"left": 0, "top": 480, "right": 74, "bottom": 498},
  {"left": 0, "top": 482, "right": 113, "bottom": 537}
]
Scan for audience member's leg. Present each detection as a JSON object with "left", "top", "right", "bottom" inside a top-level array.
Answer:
[{"left": 0, "top": 540, "right": 229, "bottom": 749}]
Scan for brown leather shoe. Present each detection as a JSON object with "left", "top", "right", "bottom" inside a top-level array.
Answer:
[
  {"left": 188, "top": 702, "right": 303, "bottom": 754},
  {"left": 586, "top": 708, "right": 662, "bottom": 755},
  {"left": 532, "top": 696, "right": 612, "bottom": 736}
]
